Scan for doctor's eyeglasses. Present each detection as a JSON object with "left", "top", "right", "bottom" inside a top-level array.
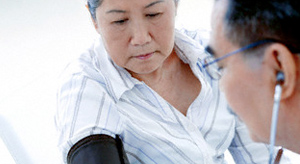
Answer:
[{"left": 201, "top": 39, "right": 275, "bottom": 80}]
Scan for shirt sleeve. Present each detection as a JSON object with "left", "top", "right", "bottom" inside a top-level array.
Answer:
[
  {"left": 55, "top": 59, "right": 124, "bottom": 163},
  {"left": 228, "top": 114, "right": 292, "bottom": 163}
]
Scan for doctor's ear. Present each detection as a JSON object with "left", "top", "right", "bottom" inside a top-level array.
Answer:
[{"left": 264, "top": 43, "right": 297, "bottom": 99}]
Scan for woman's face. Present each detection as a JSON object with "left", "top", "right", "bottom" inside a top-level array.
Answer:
[{"left": 94, "top": 0, "right": 177, "bottom": 75}]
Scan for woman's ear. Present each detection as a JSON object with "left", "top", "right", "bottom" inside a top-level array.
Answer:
[
  {"left": 92, "top": 18, "right": 99, "bottom": 31},
  {"left": 264, "top": 43, "right": 297, "bottom": 99}
]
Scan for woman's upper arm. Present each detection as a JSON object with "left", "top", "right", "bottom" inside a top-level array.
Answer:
[{"left": 55, "top": 72, "right": 123, "bottom": 163}]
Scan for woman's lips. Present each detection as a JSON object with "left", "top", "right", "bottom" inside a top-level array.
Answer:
[{"left": 135, "top": 52, "right": 154, "bottom": 60}]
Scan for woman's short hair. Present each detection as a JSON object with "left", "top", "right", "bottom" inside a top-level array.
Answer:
[{"left": 87, "top": 0, "right": 179, "bottom": 21}]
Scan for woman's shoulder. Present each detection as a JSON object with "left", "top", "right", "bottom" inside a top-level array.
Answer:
[
  {"left": 56, "top": 39, "right": 133, "bottom": 103},
  {"left": 56, "top": 44, "right": 110, "bottom": 99},
  {"left": 176, "top": 27, "right": 211, "bottom": 47},
  {"left": 60, "top": 50, "right": 104, "bottom": 81}
]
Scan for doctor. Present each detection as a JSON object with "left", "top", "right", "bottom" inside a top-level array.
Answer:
[{"left": 205, "top": 0, "right": 300, "bottom": 161}]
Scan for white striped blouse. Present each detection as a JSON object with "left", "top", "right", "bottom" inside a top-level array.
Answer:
[{"left": 55, "top": 29, "right": 291, "bottom": 164}]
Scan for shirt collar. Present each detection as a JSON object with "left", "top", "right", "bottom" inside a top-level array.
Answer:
[{"left": 92, "top": 37, "right": 138, "bottom": 102}]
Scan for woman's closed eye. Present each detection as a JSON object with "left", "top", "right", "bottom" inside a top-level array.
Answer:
[
  {"left": 112, "top": 12, "right": 162, "bottom": 25},
  {"left": 146, "top": 12, "right": 162, "bottom": 18},
  {"left": 113, "top": 18, "right": 129, "bottom": 25}
]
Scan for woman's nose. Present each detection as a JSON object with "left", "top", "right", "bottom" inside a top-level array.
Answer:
[{"left": 130, "top": 21, "right": 151, "bottom": 46}]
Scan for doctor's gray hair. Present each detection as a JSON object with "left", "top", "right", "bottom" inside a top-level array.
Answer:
[{"left": 87, "top": 0, "right": 179, "bottom": 21}]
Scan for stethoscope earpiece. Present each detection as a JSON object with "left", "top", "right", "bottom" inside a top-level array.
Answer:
[{"left": 276, "top": 71, "right": 284, "bottom": 84}]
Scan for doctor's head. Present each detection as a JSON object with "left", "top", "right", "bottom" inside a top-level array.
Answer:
[{"left": 207, "top": 0, "right": 300, "bottom": 152}]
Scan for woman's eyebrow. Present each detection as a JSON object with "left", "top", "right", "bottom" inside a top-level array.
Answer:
[
  {"left": 106, "top": 9, "right": 126, "bottom": 14},
  {"left": 145, "top": 0, "right": 165, "bottom": 9}
]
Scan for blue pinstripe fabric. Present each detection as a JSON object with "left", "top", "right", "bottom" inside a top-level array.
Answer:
[{"left": 55, "top": 29, "right": 291, "bottom": 164}]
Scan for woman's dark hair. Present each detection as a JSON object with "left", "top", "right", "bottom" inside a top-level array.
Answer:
[
  {"left": 87, "top": 0, "right": 179, "bottom": 21},
  {"left": 87, "top": 0, "right": 103, "bottom": 20},
  {"left": 224, "top": 0, "right": 300, "bottom": 53}
]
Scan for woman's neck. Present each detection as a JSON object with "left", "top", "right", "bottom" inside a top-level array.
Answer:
[
  {"left": 130, "top": 50, "right": 201, "bottom": 116},
  {"left": 131, "top": 50, "right": 181, "bottom": 87}
]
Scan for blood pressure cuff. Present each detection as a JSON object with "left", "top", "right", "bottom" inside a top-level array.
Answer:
[{"left": 67, "top": 134, "right": 129, "bottom": 164}]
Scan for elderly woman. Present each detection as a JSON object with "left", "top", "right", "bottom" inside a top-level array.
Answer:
[{"left": 55, "top": 0, "right": 289, "bottom": 163}]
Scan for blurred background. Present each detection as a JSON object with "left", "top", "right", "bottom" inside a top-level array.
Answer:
[{"left": 1, "top": 0, "right": 299, "bottom": 163}]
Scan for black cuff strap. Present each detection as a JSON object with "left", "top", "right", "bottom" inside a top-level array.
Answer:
[{"left": 67, "top": 134, "right": 129, "bottom": 164}]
